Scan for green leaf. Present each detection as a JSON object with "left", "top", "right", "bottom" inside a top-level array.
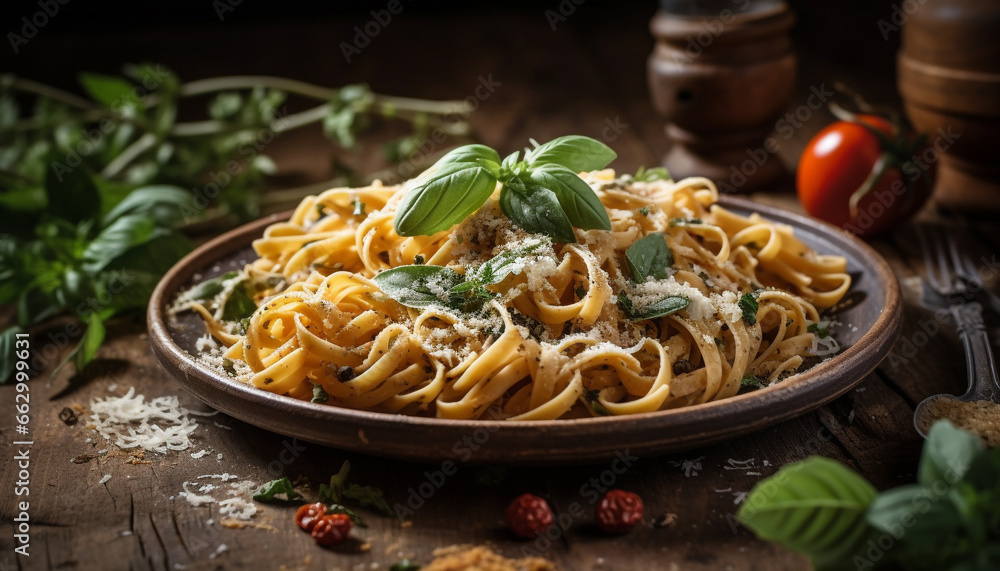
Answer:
[
  {"left": 625, "top": 234, "right": 674, "bottom": 283},
  {"left": 633, "top": 166, "right": 670, "bottom": 182},
  {"left": 0, "top": 327, "right": 26, "bottom": 384},
  {"left": 525, "top": 135, "right": 617, "bottom": 173},
  {"left": 619, "top": 295, "right": 689, "bottom": 320},
  {"left": 919, "top": 419, "right": 984, "bottom": 487},
  {"left": 866, "top": 484, "right": 964, "bottom": 548},
  {"left": 343, "top": 483, "right": 394, "bottom": 517},
  {"left": 738, "top": 456, "right": 878, "bottom": 571},
  {"left": 101, "top": 185, "right": 194, "bottom": 228},
  {"left": 318, "top": 461, "right": 352, "bottom": 504},
  {"left": 45, "top": 164, "right": 101, "bottom": 224},
  {"left": 527, "top": 164, "right": 611, "bottom": 231},
  {"left": 82, "top": 214, "right": 167, "bottom": 273},
  {"left": 75, "top": 312, "right": 106, "bottom": 373},
  {"left": 394, "top": 164, "right": 498, "bottom": 236},
  {"left": 208, "top": 92, "right": 243, "bottom": 120},
  {"left": 583, "top": 390, "right": 611, "bottom": 416},
  {"left": 669, "top": 218, "right": 703, "bottom": 227},
  {"left": 807, "top": 321, "right": 832, "bottom": 339},
  {"left": 311, "top": 383, "right": 329, "bottom": 404},
  {"left": 390, "top": 560, "right": 421, "bottom": 571},
  {"left": 79, "top": 73, "right": 136, "bottom": 109},
  {"left": 740, "top": 375, "right": 767, "bottom": 391},
  {"left": 474, "top": 240, "right": 550, "bottom": 286},
  {"left": 106, "top": 233, "right": 192, "bottom": 275},
  {"left": 252, "top": 477, "right": 302, "bottom": 503},
  {"left": 372, "top": 265, "right": 464, "bottom": 309},
  {"left": 739, "top": 292, "right": 760, "bottom": 325},
  {"left": 434, "top": 144, "right": 501, "bottom": 172},
  {"left": 180, "top": 271, "right": 241, "bottom": 303},
  {"left": 221, "top": 286, "right": 258, "bottom": 321},
  {"left": 960, "top": 445, "right": 1000, "bottom": 494},
  {"left": 499, "top": 185, "right": 576, "bottom": 243}
]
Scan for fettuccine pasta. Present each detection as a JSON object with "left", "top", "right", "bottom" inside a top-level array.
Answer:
[{"left": 176, "top": 170, "right": 850, "bottom": 420}]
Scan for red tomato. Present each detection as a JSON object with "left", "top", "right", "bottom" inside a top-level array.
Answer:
[
  {"left": 295, "top": 502, "right": 327, "bottom": 532},
  {"left": 310, "top": 513, "right": 352, "bottom": 546},
  {"left": 796, "top": 114, "right": 933, "bottom": 238}
]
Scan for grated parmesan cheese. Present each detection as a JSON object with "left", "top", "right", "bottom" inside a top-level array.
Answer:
[{"left": 88, "top": 387, "right": 199, "bottom": 453}]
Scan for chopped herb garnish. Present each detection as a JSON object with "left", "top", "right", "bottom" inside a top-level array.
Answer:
[
  {"left": 343, "top": 483, "right": 394, "bottom": 516},
  {"left": 638, "top": 205, "right": 651, "bottom": 217},
  {"left": 584, "top": 390, "right": 612, "bottom": 416},
  {"left": 222, "top": 358, "right": 237, "bottom": 377},
  {"left": 808, "top": 322, "right": 832, "bottom": 339},
  {"left": 327, "top": 503, "right": 368, "bottom": 527},
  {"left": 318, "top": 460, "right": 352, "bottom": 504},
  {"left": 715, "top": 337, "right": 725, "bottom": 347},
  {"left": 413, "top": 254, "right": 425, "bottom": 265},
  {"left": 740, "top": 375, "right": 767, "bottom": 391},
  {"left": 575, "top": 285, "right": 587, "bottom": 299},
  {"left": 253, "top": 477, "right": 302, "bottom": 503},
  {"left": 698, "top": 271, "right": 711, "bottom": 283},
  {"left": 739, "top": 292, "right": 760, "bottom": 325},
  {"left": 311, "top": 383, "right": 329, "bottom": 404},
  {"left": 351, "top": 198, "right": 366, "bottom": 216}
]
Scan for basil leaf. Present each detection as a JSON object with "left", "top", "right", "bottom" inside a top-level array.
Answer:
[
  {"left": 252, "top": 477, "right": 302, "bottom": 503},
  {"left": 499, "top": 185, "right": 576, "bottom": 243},
  {"left": 0, "top": 326, "right": 25, "bottom": 384},
  {"left": 182, "top": 271, "right": 241, "bottom": 303},
  {"left": 82, "top": 214, "right": 168, "bottom": 273},
  {"left": 343, "top": 483, "right": 394, "bottom": 517},
  {"left": 633, "top": 166, "right": 670, "bottom": 182},
  {"left": 669, "top": 218, "right": 703, "bottom": 227},
  {"left": 737, "top": 456, "right": 877, "bottom": 571},
  {"left": 526, "top": 135, "right": 617, "bottom": 173},
  {"left": 501, "top": 150, "right": 520, "bottom": 171},
  {"left": 739, "top": 292, "right": 760, "bottom": 325},
  {"left": 625, "top": 234, "right": 673, "bottom": 283},
  {"left": 372, "top": 265, "right": 463, "bottom": 309},
  {"left": 394, "top": 164, "right": 498, "bottom": 236},
  {"left": 45, "top": 164, "right": 100, "bottom": 225},
  {"left": 74, "top": 312, "right": 107, "bottom": 373},
  {"left": 221, "top": 286, "right": 257, "bottom": 321},
  {"left": 866, "top": 484, "right": 964, "bottom": 549},
  {"left": 619, "top": 295, "right": 689, "bottom": 320},
  {"left": 527, "top": 164, "right": 611, "bottom": 231},
  {"left": 106, "top": 233, "right": 192, "bottom": 275},
  {"left": 918, "top": 419, "right": 983, "bottom": 486},
  {"left": 79, "top": 72, "right": 136, "bottom": 109},
  {"left": 960, "top": 445, "right": 1000, "bottom": 493},
  {"left": 101, "top": 185, "right": 194, "bottom": 228},
  {"left": 435, "top": 144, "right": 501, "bottom": 172},
  {"left": 807, "top": 322, "right": 832, "bottom": 339},
  {"left": 740, "top": 375, "right": 767, "bottom": 391}
]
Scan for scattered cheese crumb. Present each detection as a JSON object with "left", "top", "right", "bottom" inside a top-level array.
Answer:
[
  {"left": 88, "top": 387, "right": 198, "bottom": 453},
  {"left": 99, "top": 474, "right": 111, "bottom": 485}
]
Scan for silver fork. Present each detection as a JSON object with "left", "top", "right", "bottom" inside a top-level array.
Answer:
[
  {"left": 938, "top": 213, "right": 1000, "bottom": 315},
  {"left": 913, "top": 224, "right": 1000, "bottom": 437}
]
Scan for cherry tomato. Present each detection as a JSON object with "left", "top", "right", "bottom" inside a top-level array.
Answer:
[
  {"left": 295, "top": 502, "right": 327, "bottom": 532},
  {"left": 310, "top": 513, "right": 352, "bottom": 546},
  {"left": 797, "top": 114, "right": 933, "bottom": 238}
]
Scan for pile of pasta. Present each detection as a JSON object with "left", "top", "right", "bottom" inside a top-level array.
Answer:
[{"left": 187, "top": 171, "right": 850, "bottom": 420}]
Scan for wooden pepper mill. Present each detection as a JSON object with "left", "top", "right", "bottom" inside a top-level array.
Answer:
[
  {"left": 897, "top": 0, "right": 1000, "bottom": 211},
  {"left": 647, "top": 0, "right": 796, "bottom": 192}
]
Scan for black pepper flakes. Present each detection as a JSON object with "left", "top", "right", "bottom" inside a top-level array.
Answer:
[{"left": 337, "top": 366, "right": 356, "bottom": 382}]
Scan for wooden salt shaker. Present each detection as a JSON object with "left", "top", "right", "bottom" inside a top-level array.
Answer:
[
  {"left": 898, "top": 0, "right": 1000, "bottom": 211},
  {"left": 647, "top": 0, "right": 796, "bottom": 192}
]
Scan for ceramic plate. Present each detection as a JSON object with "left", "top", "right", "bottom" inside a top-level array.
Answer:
[{"left": 147, "top": 196, "right": 902, "bottom": 465}]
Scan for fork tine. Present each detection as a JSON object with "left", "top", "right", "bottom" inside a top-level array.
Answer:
[{"left": 943, "top": 226, "right": 972, "bottom": 295}]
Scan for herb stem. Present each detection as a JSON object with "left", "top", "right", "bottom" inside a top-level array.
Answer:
[
  {"left": 100, "top": 132, "right": 158, "bottom": 178},
  {"left": 177, "top": 75, "right": 470, "bottom": 116},
  {"left": 3, "top": 76, "right": 103, "bottom": 111}
]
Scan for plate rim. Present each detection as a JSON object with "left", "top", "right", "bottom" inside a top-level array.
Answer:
[{"left": 147, "top": 195, "right": 902, "bottom": 461}]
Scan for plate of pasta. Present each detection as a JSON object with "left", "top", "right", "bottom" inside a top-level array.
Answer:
[{"left": 148, "top": 137, "right": 901, "bottom": 464}]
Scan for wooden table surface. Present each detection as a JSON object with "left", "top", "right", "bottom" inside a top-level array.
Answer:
[{"left": 2, "top": 5, "right": 998, "bottom": 570}]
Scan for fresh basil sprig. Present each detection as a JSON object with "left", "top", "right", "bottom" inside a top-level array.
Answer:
[
  {"left": 739, "top": 420, "right": 1000, "bottom": 571},
  {"left": 625, "top": 233, "right": 674, "bottom": 283},
  {"left": 393, "top": 136, "right": 615, "bottom": 241}
]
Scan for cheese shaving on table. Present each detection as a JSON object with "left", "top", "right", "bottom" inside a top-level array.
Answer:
[{"left": 88, "top": 387, "right": 199, "bottom": 453}]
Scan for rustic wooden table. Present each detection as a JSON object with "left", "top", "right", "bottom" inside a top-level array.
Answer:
[{"left": 2, "top": 5, "right": 998, "bottom": 570}]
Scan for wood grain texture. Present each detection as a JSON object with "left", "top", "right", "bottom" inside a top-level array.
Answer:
[{"left": 2, "top": 4, "right": 997, "bottom": 570}]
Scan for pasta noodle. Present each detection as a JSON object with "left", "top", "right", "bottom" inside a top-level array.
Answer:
[{"left": 177, "top": 170, "right": 850, "bottom": 420}]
